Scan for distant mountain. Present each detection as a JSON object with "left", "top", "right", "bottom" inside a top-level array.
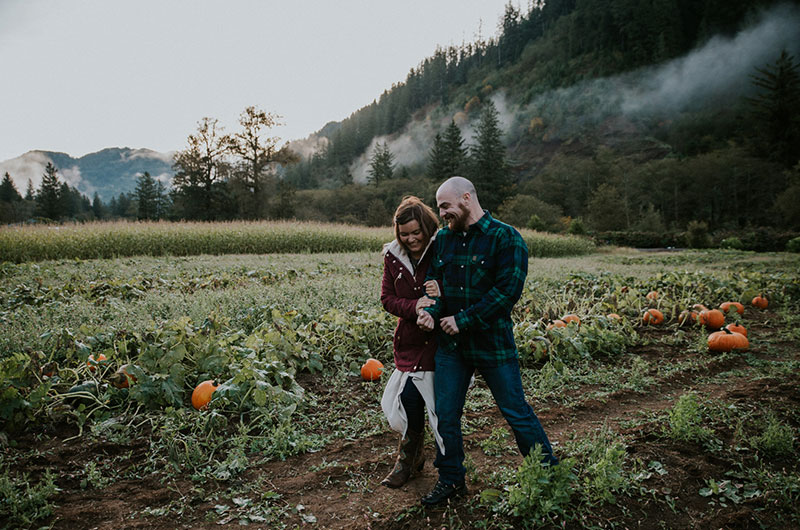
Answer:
[{"left": 0, "top": 148, "right": 174, "bottom": 202}]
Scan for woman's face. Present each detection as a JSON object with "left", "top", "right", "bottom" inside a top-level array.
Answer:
[{"left": 398, "top": 219, "right": 428, "bottom": 258}]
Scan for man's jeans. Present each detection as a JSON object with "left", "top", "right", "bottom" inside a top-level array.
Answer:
[{"left": 433, "top": 350, "right": 558, "bottom": 484}]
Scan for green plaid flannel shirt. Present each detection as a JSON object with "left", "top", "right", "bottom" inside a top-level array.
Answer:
[{"left": 424, "top": 211, "right": 527, "bottom": 366}]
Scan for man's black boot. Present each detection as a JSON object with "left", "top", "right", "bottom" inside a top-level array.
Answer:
[{"left": 421, "top": 480, "right": 467, "bottom": 506}]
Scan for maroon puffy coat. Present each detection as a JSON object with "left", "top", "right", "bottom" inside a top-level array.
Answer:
[{"left": 380, "top": 239, "right": 437, "bottom": 372}]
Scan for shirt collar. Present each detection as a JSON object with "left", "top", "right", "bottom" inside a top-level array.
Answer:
[{"left": 471, "top": 210, "right": 492, "bottom": 234}]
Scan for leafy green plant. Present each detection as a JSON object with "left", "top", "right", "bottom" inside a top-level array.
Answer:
[
  {"left": 750, "top": 413, "right": 795, "bottom": 457},
  {"left": 666, "top": 392, "right": 713, "bottom": 443},
  {"left": 0, "top": 468, "right": 59, "bottom": 528},
  {"left": 505, "top": 446, "right": 576, "bottom": 525},
  {"left": 566, "top": 426, "right": 631, "bottom": 504}
]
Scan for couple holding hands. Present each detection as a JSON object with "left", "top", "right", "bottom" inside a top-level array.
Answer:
[{"left": 379, "top": 176, "right": 558, "bottom": 507}]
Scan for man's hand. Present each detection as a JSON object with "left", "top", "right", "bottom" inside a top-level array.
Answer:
[
  {"left": 417, "top": 311, "right": 434, "bottom": 331},
  {"left": 423, "top": 280, "right": 440, "bottom": 297},
  {"left": 440, "top": 316, "right": 459, "bottom": 335},
  {"left": 415, "top": 296, "right": 436, "bottom": 313}
]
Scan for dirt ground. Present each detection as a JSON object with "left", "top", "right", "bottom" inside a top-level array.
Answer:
[{"left": 5, "top": 311, "right": 799, "bottom": 530}]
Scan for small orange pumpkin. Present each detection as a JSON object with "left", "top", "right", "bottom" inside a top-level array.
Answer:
[
  {"left": 360, "top": 358, "right": 384, "bottom": 381},
  {"left": 678, "top": 310, "right": 698, "bottom": 326},
  {"left": 642, "top": 308, "right": 664, "bottom": 325},
  {"left": 708, "top": 328, "right": 749, "bottom": 352},
  {"left": 546, "top": 319, "right": 566, "bottom": 330},
  {"left": 562, "top": 314, "right": 581, "bottom": 326},
  {"left": 751, "top": 295, "right": 768, "bottom": 309},
  {"left": 191, "top": 380, "right": 219, "bottom": 410},
  {"left": 692, "top": 303, "right": 709, "bottom": 312},
  {"left": 111, "top": 364, "right": 139, "bottom": 389},
  {"left": 725, "top": 323, "right": 747, "bottom": 337},
  {"left": 698, "top": 309, "right": 725, "bottom": 330},
  {"left": 87, "top": 353, "right": 108, "bottom": 372},
  {"left": 719, "top": 301, "right": 744, "bottom": 315},
  {"left": 607, "top": 313, "right": 621, "bottom": 321},
  {"left": 646, "top": 290, "right": 659, "bottom": 301}
]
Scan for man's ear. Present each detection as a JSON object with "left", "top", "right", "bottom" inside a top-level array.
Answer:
[{"left": 462, "top": 192, "right": 471, "bottom": 204}]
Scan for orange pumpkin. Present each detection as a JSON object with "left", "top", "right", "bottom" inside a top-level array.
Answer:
[
  {"left": 360, "top": 358, "right": 384, "bottom": 381},
  {"left": 698, "top": 309, "right": 725, "bottom": 330},
  {"left": 546, "top": 319, "right": 567, "bottom": 330},
  {"left": 751, "top": 295, "right": 768, "bottom": 309},
  {"left": 562, "top": 314, "right": 581, "bottom": 326},
  {"left": 191, "top": 380, "right": 219, "bottom": 410},
  {"left": 719, "top": 301, "right": 744, "bottom": 315},
  {"left": 708, "top": 328, "right": 749, "bottom": 352},
  {"left": 607, "top": 313, "right": 621, "bottom": 321},
  {"left": 642, "top": 308, "right": 664, "bottom": 325},
  {"left": 678, "top": 310, "right": 698, "bottom": 326},
  {"left": 111, "top": 364, "right": 138, "bottom": 389},
  {"left": 692, "top": 303, "right": 709, "bottom": 312},
  {"left": 725, "top": 323, "right": 747, "bottom": 337},
  {"left": 87, "top": 353, "right": 108, "bottom": 372},
  {"left": 646, "top": 291, "right": 659, "bottom": 301}
]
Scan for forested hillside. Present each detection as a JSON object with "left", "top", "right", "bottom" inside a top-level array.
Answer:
[{"left": 281, "top": 0, "right": 800, "bottom": 246}]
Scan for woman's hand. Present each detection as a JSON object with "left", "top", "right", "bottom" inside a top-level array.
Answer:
[
  {"left": 423, "top": 280, "right": 440, "bottom": 297},
  {"left": 415, "top": 296, "right": 436, "bottom": 313}
]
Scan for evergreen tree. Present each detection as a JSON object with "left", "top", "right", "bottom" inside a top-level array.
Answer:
[
  {"left": 35, "top": 163, "right": 62, "bottom": 220},
  {"left": 25, "top": 179, "right": 35, "bottom": 201},
  {"left": 426, "top": 133, "right": 448, "bottom": 180},
  {"left": 92, "top": 193, "right": 107, "bottom": 220},
  {"left": 442, "top": 120, "right": 469, "bottom": 176},
  {"left": 0, "top": 172, "right": 22, "bottom": 202},
  {"left": 469, "top": 100, "right": 511, "bottom": 211},
  {"left": 367, "top": 142, "right": 395, "bottom": 185},
  {"left": 135, "top": 172, "right": 160, "bottom": 220},
  {"left": 747, "top": 49, "right": 800, "bottom": 166}
]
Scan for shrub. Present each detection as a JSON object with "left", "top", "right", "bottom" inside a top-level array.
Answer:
[
  {"left": 787, "top": 236, "right": 800, "bottom": 253},
  {"left": 719, "top": 237, "right": 744, "bottom": 249},
  {"left": 685, "top": 221, "right": 712, "bottom": 249},
  {"left": 751, "top": 413, "right": 795, "bottom": 457},
  {"left": 667, "top": 393, "right": 713, "bottom": 443}
]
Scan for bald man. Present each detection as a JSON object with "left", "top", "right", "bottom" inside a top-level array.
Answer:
[{"left": 417, "top": 176, "right": 558, "bottom": 507}]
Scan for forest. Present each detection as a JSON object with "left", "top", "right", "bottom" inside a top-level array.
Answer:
[{"left": 2, "top": 0, "right": 799, "bottom": 249}]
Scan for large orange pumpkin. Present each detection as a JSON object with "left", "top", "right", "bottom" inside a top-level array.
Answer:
[
  {"left": 725, "top": 323, "right": 747, "bottom": 337},
  {"left": 562, "top": 314, "right": 581, "bottom": 326},
  {"left": 698, "top": 309, "right": 725, "bottom": 330},
  {"left": 360, "top": 358, "right": 384, "bottom": 381},
  {"left": 192, "top": 380, "right": 219, "bottom": 410},
  {"left": 546, "top": 319, "right": 567, "bottom": 330},
  {"left": 751, "top": 295, "right": 768, "bottom": 309},
  {"left": 719, "top": 301, "right": 744, "bottom": 315},
  {"left": 646, "top": 290, "right": 658, "bottom": 301},
  {"left": 642, "top": 308, "right": 664, "bottom": 325},
  {"left": 708, "top": 328, "right": 749, "bottom": 352}
]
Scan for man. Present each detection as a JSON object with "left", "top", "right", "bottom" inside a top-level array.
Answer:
[{"left": 417, "top": 176, "right": 558, "bottom": 506}]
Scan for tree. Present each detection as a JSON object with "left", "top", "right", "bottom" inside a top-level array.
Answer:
[
  {"left": 367, "top": 142, "right": 395, "bottom": 185},
  {"left": 172, "top": 117, "right": 231, "bottom": 219},
  {"left": 469, "top": 100, "right": 511, "bottom": 211},
  {"left": 587, "top": 183, "right": 627, "bottom": 231},
  {"left": 35, "top": 163, "right": 62, "bottom": 220},
  {"left": 427, "top": 120, "right": 469, "bottom": 181},
  {"left": 91, "top": 193, "right": 108, "bottom": 220},
  {"left": 135, "top": 172, "right": 160, "bottom": 220},
  {"left": 747, "top": 49, "right": 800, "bottom": 166},
  {"left": 0, "top": 172, "right": 22, "bottom": 202},
  {"left": 230, "top": 106, "right": 284, "bottom": 218}
]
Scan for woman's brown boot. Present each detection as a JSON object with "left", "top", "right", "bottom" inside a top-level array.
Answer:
[{"left": 381, "top": 430, "right": 423, "bottom": 488}]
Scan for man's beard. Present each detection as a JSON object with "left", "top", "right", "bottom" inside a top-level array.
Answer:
[{"left": 447, "top": 203, "right": 470, "bottom": 232}]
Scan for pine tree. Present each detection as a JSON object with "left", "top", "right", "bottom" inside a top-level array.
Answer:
[
  {"left": 367, "top": 142, "right": 395, "bottom": 185},
  {"left": 426, "top": 133, "right": 448, "bottom": 180},
  {"left": 92, "top": 193, "right": 107, "bottom": 220},
  {"left": 469, "top": 101, "right": 511, "bottom": 211},
  {"left": 442, "top": 120, "right": 469, "bottom": 176},
  {"left": 35, "top": 163, "right": 62, "bottom": 220},
  {"left": 135, "top": 172, "right": 160, "bottom": 220},
  {"left": 0, "top": 172, "right": 22, "bottom": 202},
  {"left": 747, "top": 49, "right": 800, "bottom": 166},
  {"left": 25, "top": 179, "right": 35, "bottom": 201}
]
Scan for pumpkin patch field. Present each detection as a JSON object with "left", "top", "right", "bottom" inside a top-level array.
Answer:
[{"left": 1, "top": 249, "right": 799, "bottom": 529}]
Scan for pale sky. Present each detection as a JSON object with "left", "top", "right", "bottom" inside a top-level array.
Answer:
[{"left": 0, "top": 0, "right": 515, "bottom": 162}]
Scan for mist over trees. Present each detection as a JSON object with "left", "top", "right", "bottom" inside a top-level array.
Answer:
[{"left": 3, "top": 0, "right": 799, "bottom": 250}]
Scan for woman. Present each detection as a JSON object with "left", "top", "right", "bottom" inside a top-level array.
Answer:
[{"left": 379, "top": 195, "right": 442, "bottom": 488}]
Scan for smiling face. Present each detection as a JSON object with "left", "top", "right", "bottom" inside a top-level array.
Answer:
[
  {"left": 436, "top": 188, "right": 470, "bottom": 233},
  {"left": 397, "top": 219, "right": 429, "bottom": 258}
]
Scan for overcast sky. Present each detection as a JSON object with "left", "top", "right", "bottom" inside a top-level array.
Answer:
[{"left": 0, "top": 0, "right": 515, "bottom": 162}]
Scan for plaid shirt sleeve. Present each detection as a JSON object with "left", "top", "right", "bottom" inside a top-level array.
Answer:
[
  {"left": 422, "top": 236, "right": 445, "bottom": 321},
  {"left": 454, "top": 229, "right": 528, "bottom": 332}
]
